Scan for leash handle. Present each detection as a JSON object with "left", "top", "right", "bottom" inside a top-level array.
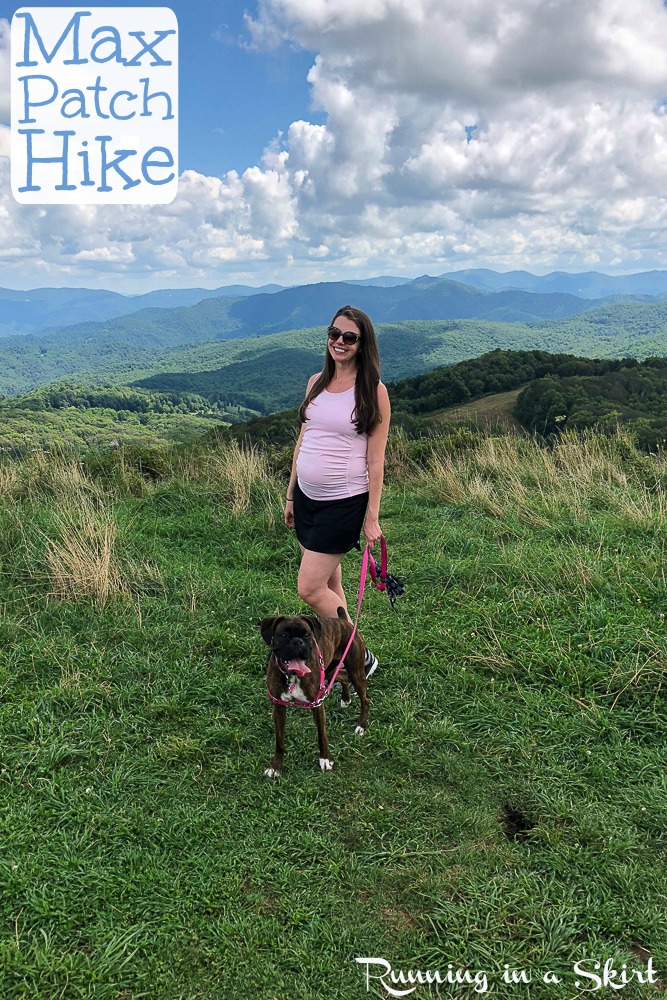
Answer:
[{"left": 368, "top": 535, "right": 388, "bottom": 591}]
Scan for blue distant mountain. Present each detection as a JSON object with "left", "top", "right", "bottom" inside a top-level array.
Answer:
[
  {"left": 222, "top": 274, "right": 639, "bottom": 333},
  {"left": 441, "top": 268, "right": 667, "bottom": 298},
  {"left": 1, "top": 267, "right": 665, "bottom": 340},
  {"left": 343, "top": 276, "right": 411, "bottom": 287},
  {"left": 0, "top": 283, "right": 285, "bottom": 338}
]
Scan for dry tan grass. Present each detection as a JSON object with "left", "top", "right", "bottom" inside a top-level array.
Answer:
[
  {"left": 14, "top": 453, "right": 129, "bottom": 603},
  {"left": 385, "top": 427, "right": 419, "bottom": 480},
  {"left": 425, "top": 428, "right": 666, "bottom": 527},
  {"left": 178, "top": 439, "right": 278, "bottom": 517},
  {"left": 44, "top": 502, "right": 130, "bottom": 604},
  {"left": 466, "top": 475, "right": 506, "bottom": 518},
  {"left": 0, "top": 461, "right": 21, "bottom": 497},
  {"left": 427, "top": 452, "right": 469, "bottom": 505},
  {"left": 59, "top": 661, "right": 85, "bottom": 689},
  {"left": 0, "top": 451, "right": 114, "bottom": 506},
  {"left": 613, "top": 485, "right": 667, "bottom": 525},
  {"left": 22, "top": 457, "right": 162, "bottom": 604},
  {"left": 0, "top": 452, "right": 137, "bottom": 604}
]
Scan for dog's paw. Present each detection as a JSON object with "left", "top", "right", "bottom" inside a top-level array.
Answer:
[
  {"left": 319, "top": 757, "right": 334, "bottom": 771},
  {"left": 340, "top": 698, "right": 351, "bottom": 709},
  {"left": 264, "top": 767, "right": 281, "bottom": 779},
  {"left": 354, "top": 725, "right": 366, "bottom": 736}
]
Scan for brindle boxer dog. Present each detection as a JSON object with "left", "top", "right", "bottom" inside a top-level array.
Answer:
[{"left": 259, "top": 607, "right": 369, "bottom": 777}]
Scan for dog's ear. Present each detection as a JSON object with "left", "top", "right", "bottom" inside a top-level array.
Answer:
[
  {"left": 300, "top": 615, "right": 322, "bottom": 639},
  {"left": 336, "top": 606, "right": 347, "bottom": 621},
  {"left": 258, "top": 616, "right": 284, "bottom": 645}
]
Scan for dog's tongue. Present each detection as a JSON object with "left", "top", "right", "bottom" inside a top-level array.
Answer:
[{"left": 286, "top": 659, "right": 311, "bottom": 677}]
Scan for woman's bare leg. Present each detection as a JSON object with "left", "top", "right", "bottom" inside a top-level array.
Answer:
[
  {"left": 326, "top": 560, "right": 348, "bottom": 616},
  {"left": 297, "top": 547, "right": 349, "bottom": 618},
  {"left": 298, "top": 546, "right": 374, "bottom": 676}
]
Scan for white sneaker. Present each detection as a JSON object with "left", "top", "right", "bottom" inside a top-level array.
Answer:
[{"left": 364, "top": 650, "right": 379, "bottom": 679}]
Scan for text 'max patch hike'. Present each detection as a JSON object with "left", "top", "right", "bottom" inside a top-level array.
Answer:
[{"left": 11, "top": 7, "right": 179, "bottom": 205}]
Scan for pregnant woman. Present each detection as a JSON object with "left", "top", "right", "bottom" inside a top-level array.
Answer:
[{"left": 285, "top": 304, "right": 391, "bottom": 677}]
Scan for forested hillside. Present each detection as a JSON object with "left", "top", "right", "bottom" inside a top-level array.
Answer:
[
  {"left": 1, "top": 289, "right": 667, "bottom": 400},
  {"left": 0, "top": 384, "right": 254, "bottom": 452},
  {"left": 388, "top": 349, "right": 621, "bottom": 414},
  {"left": 132, "top": 307, "right": 667, "bottom": 416},
  {"left": 220, "top": 349, "right": 667, "bottom": 452},
  {"left": 3, "top": 340, "right": 667, "bottom": 455},
  {"left": 515, "top": 357, "right": 667, "bottom": 448},
  {"left": 391, "top": 349, "right": 667, "bottom": 449}
]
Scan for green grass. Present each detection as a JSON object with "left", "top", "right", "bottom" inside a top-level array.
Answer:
[
  {"left": 432, "top": 387, "right": 525, "bottom": 430},
  {"left": 0, "top": 431, "right": 665, "bottom": 997}
]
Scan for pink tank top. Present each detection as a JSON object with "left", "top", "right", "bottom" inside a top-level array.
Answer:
[{"left": 297, "top": 386, "right": 369, "bottom": 500}]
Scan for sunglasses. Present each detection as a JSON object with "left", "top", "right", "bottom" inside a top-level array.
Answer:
[{"left": 327, "top": 326, "right": 361, "bottom": 346}]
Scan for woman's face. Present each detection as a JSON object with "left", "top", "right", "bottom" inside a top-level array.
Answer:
[{"left": 328, "top": 315, "right": 362, "bottom": 366}]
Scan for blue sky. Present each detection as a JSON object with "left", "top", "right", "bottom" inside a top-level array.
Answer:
[
  {"left": 3, "top": 1, "right": 667, "bottom": 291},
  {"left": 2, "top": 0, "right": 321, "bottom": 175},
  {"left": 169, "top": 0, "right": 324, "bottom": 176}
]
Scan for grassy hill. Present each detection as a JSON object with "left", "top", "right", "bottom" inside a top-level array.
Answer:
[
  {"left": 431, "top": 387, "right": 525, "bottom": 430},
  {"left": 0, "top": 428, "right": 664, "bottom": 996}
]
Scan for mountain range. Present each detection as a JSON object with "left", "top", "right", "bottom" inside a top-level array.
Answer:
[
  {"left": 440, "top": 268, "right": 667, "bottom": 298},
  {"left": 0, "top": 270, "right": 667, "bottom": 405},
  {"left": 219, "top": 276, "right": 624, "bottom": 334},
  {"left": 4, "top": 267, "right": 667, "bottom": 339},
  {"left": 0, "top": 282, "right": 283, "bottom": 338}
]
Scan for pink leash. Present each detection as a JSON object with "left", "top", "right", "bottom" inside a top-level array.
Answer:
[{"left": 266, "top": 537, "right": 388, "bottom": 710}]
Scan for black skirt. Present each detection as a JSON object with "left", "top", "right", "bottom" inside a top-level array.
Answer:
[{"left": 293, "top": 482, "right": 369, "bottom": 554}]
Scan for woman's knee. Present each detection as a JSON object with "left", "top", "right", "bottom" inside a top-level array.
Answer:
[
  {"left": 297, "top": 575, "right": 320, "bottom": 606},
  {"left": 298, "top": 551, "right": 344, "bottom": 608}
]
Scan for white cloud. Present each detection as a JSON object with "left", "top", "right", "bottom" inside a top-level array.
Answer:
[
  {"left": 73, "top": 245, "right": 136, "bottom": 264},
  {"left": 5, "top": 1, "right": 667, "bottom": 287},
  {"left": 249, "top": 0, "right": 667, "bottom": 99},
  {"left": 238, "top": 0, "right": 667, "bottom": 275}
]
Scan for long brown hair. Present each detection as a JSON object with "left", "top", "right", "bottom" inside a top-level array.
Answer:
[{"left": 298, "top": 305, "right": 382, "bottom": 434}]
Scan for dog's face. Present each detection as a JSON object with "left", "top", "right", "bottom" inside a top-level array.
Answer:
[{"left": 259, "top": 616, "right": 321, "bottom": 677}]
